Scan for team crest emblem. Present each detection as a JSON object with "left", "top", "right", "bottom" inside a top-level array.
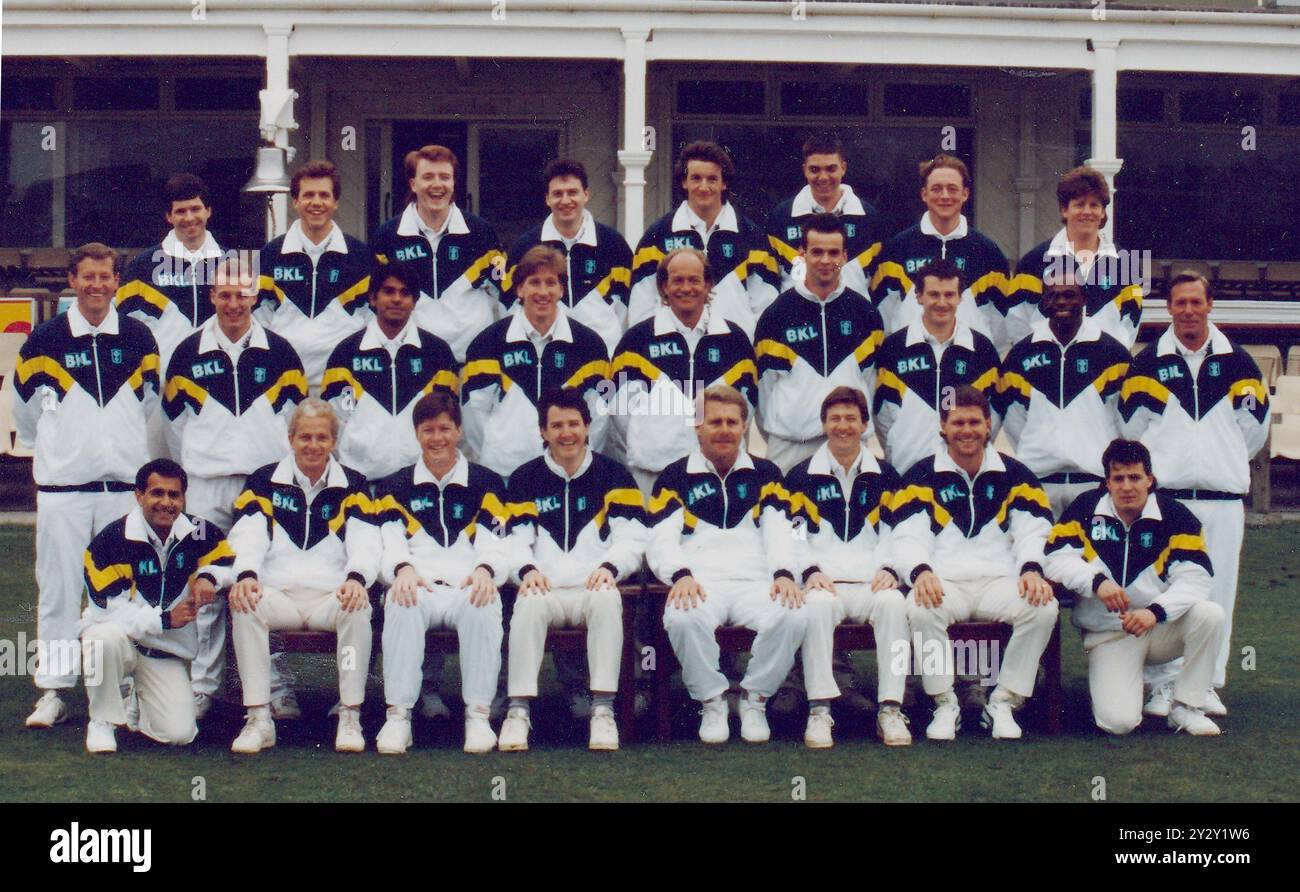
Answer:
[
  {"left": 329, "top": 269, "right": 339, "bottom": 283},
  {"left": 708, "top": 347, "right": 720, "bottom": 363},
  {"left": 1141, "top": 531, "right": 1153, "bottom": 548},
  {"left": 986, "top": 484, "right": 995, "bottom": 500},
  {"left": 955, "top": 360, "right": 968, "bottom": 376},
  {"left": 577, "top": 496, "right": 587, "bottom": 512},
  {"left": 448, "top": 246, "right": 460, "bottom": 262},
  {"left": 254, "top": 367, "right": 267, "bottom": 384},
  {"left": 1100, "top": 276, "right": 1112, "bottom": 289},
  {"left": 321, "top": 505, "right": 333, "bottom": 520},
  {"left": 721, "top": 244, "right": 734, "bottom": 260},
  {"left": 554, "top": 353, "right": 566, "bottom": 369},
  {"left": 736, "top": 483, "right": 747, "bottom": 499},
  {"left": 110, "top": 348, "right": 123, "bottom": 364},
  {"left": 410, "top": 358, "right": 423, "bottom": 374},
  {"left": 585, "top": 259, "right": 597, "bottom": 275},
  {"left": 955, "top": 258, "right": 966, "bottom": 270},
  {"left": 1208, "top": 361, "right": 1220, "bottom": 377},
  {"left": 453, "top": 504, "right": 465, "bottom": 520},
  {"left": 1076, "top": 358, "right": 1089, "bottom": 374},
  {"left": 840, "top": 320, "right": 852, "bottom": 336},
  {"left": 175, "top": 553, "right": 185, "bottom": 569},
  {"left": 845, "top": 224, "right": 857, "bottom": 238}
]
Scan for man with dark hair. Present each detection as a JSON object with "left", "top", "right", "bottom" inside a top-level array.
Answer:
[
  {"left": 869, "top": 154, "right": 1011, "bottom": 352},
  {"left": 755, "top": 213, "right": 885, "bottom": 472},
  {"left": 462, "top": 245, "right": 611, "bottom": 478},
  {"left": 16, "top": 243, "right": 161, "bottom": 729},
  {"left": 254, "top": 160, "right": 373, "bottom": 389},
  {"left": 872, "top": 257, "right": 1001, "bottom": 476},
  {"left": 890, "top": 385, "right": 1057, "bottom": 740},
  {"left": 784, "top": 386, "right": 912, "bottom": 747},
  {"left": 1006, "top": 165, "right": 1144, "bottom": 350},
  {"left": 80, "top": 459, "right": 235, "bottom": 752},
  {"left": 1000, "top": 269, "right": 1131, "bottom": 516},
  {"left": 497, "top": 389, "right": 648, "bottom": 752},
  {"left": 370, "top": 391, "right": 512, "bottom": 754},
  {"left": 767, "top": 134, "right": 882, "bottom": 296},
  {"left": 1045, "top": 439, "right": 1224, "bottom": 735},
  {"left": 609, "top": 246, "right": 758, "bottom": 494},
  {"left": 371, "top": 145, "right": 504, "bottom": 362},
  {"left": 1120, "top": 272, "right": 1267, "bottom": 719},
  {"left": 501, "top": 158, "right": 632, "bottom": 353},
  {"left": 627, "top": 141, "right": 779, "bottom": 339},
  {"left": 162, "top": 256, "right": 308, "bottom": 717}
]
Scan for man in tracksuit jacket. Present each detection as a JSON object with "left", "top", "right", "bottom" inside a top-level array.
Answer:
[
  {"left": 755, "top": 213, "right": 885, "bottom": 472},
  {"left": 1000, "top": 272, "right": 1131, "bottom": 516},
  {"left": 461, "top": 245, "right": 611, "bottom": 479},
  {"left": 890, "top": 386, "right": 1058, "bottom": 741},
  {"left": 225, "top": 399, "right": 381, "bottom": 754},
  {"left": 1119, "top": 272, "right": 1268, "bottom": 718},
  {"left": 502, "top": 158, "right": 632, "bottom": 354},
  {"left": 15, "top": 243, "right": 161, "bottom": 730},
  {"left": 627, "top": 141, "right": 780, "bottom": 340},
  {"left": 1045, "top": 438, "right": 1224, "bottom": 736},
  {"left": 370, "top": 144, "right": 505, "bottom": 362},
  {"left": 608, "top": 247, "right": 758, "bottom": 494},
  {"left": 872, "top": 258, "right": 1001, "bottom": 476},
  {"left": 868, "top": 154, "right": 1011, "bottom": 353},
  {"left": 163, "top": 258, "right": 307, "bottom": 713},
  {"left": 322, "top": 264, "right": 460, "bottom": 482},
  {"left": 766, "top": 133, "right": 882, "bottom": 297},
  {"left": 80, "top": 459, "right": 235, "bottom": 753},
  {"left": 786, "top": 387, "right": 912, "bottom": 749},
  {"left": 497, "top": 389, "right": 648, "bottom": 752},
  {"left": 370, "top": 391, "right": 512, "bottom": 755},
  {"left": 255, "top": 160, "right": 373, "bottom": 388},
  {"left": 648, "top": 385, "right": 808, "bottom": 745}
]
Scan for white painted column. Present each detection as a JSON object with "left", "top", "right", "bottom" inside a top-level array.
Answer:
[
  {"left": 617, "top": 28, "right": 654, "bottom": 246},
  {"left": 1086, "top": 39, "right": 1123, "bottom": 243},
  {"left": 1014, "top": 90, "right": 1042, "bottom": 258},
  {"left": 265, "top": 25, "right": 295, "bottom": 238}
]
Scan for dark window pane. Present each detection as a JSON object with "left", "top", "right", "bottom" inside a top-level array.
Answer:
[
  {"left": 780, "top": 82, "right": 870, "bottom": 117},
  {"left": 175, "top": 77, "right": 260, "bottom": 111},
  {"left": 477, "top": 127, "right": 559, "bottom": 247},
  {"left": 72, "top": 77, "right": 159, "bottom": 111},
  {"left": 2, "top": 77, "right": 58, "bottom": 112},
  {"left": 1179, "top": 90, "right": 1263, "bottom": 126},
  {"left": 882, "top": 83, "right": 970, "bottom": 119},
  {"left": 1078, "top": 87, "right": 1166, "bottom": 124},
  {"left": 1079, "top": 88, "right": 1091, "bottom": 122},
  {"left": 1278, "top": 93, "right": 1300, "bottom": 126},
  {"left": 677, "top": 81, "right": 764, "bottom": 116}
]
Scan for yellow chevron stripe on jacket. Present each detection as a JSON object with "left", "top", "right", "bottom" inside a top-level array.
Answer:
[
  {"left": 465, "top": 249, "right": 506, "bottom": 287},
  {"left": 84, "top": 551, "right": 132, "bottom": 596},
  {"left": 328, "top": 491, "right": 374, "bottom": 534},
  {"left": 1000, "top": 370, "right": 1032, "bottom": 400},
  {"left": 612, "top": 351, "right": 663, "bottom": 382},
  {"left": 869, "top": 260, "right": 911, "bottom": 294},
  {"left": 1115, "top": 283, "right": 1144, "bottom": 311},
  {"left": 875, "top": 367, "right": 908, "bottom": 401},
  {"left": 1228, "top": 378, "right": 1267, "bottom": 405},
  {"left": 16, "top": 355, "right": 76, "bottom": 393},
  {"left": 1153, "top": 533, "right": 1207, "bottom": 577},
  {"left": 755, "top": 339, "right": 798, "bottom": 365},
  {"left": 995, "top": 483, "right": 1052, "bottom": 525},
  {"left": 257, "top": 274, "right": 288, "bottom": 304},
  {"left": 1005, "top": 273, "right": 1043, "bottom": 296},
  {"left": 1046, "top": 520, "right": 1098, "bottom": 561},
  {"left": 593, "top": 487, "right": 645, "bottom": 530},
  {"left": 1120, "top": 375, "right": 1171, "bottom": 405},
  {"left": 971, "top": 367, "right": 1000, "bottom": 393},
  {"left": 163, "top": 375, "right": 209, "bottom": 407},
  {"left": 321, "top": 366, "right": 366, "bottom": 402},
  {"left": 759, "top": 480, "right": 799, "bottom": 515},
  {"left": 563, "top": 358, "right": 611, "bottom": 390},
  {"left": 115, "top": 279, "right": 171, "bottom": 313},
  {"left": 969, "top": 270, "right": 1007, "bottom": 299},
  {"left": 852, "top": 242, "right": 882, "bottom": 271},
  {"left": 722, "top": 358, "right": 758, "bottom": 388},
  {"left": 889, "top": 484, "right": 952, "bottom": 527},
  {"left": 127, "top": 353, "right": 161, "bottom": 393},
  {"left": 375, "top": 493, "right": 421, "bottom": 536},
  {"left": 1092, "top": 362, "right": 1130, "bottom": 395},
  {"left": 422, "top": 369, "right": 461, "bottom": 396},
  {"left": 233, "top": 489, "right": 274, "bottom": 518},
  {"left": 593, "top": 266, "right": 632, "bottom": 298},
  {"left": 264, "top": 368, "right": 308, "bottom": 406},
  {"left": 853, "top": 329, "right": 884, "bottom": 366},
  {"left": 196, "top": 539, "right": 236, "bottom": 569},
  {"left": 734, "top": 249, "right": 779, "bottom": 283},
  {"left": 461, "top": 358, "right": 514, "bottom": 393},
  {"left": 336, "top": 276, "right": 371, "bottom": 308},
  {"left": 632, "top": 245, "right": 666, "bottom": 273},
  {"left": 768, "top": 234, "right": 799, "bottom": 265}
]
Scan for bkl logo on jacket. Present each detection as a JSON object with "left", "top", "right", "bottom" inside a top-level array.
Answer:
[{"left": 1091, "top": 517, "right": 1120, "bottom": 541}]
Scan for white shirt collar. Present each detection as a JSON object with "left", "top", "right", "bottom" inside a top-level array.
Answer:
[
  {"left": 272, "top": 455, "right": 349, "bottom": 490},
  {"left": 1156, "top": 321, "right": 1232, "bottom": 358},
  {"left": 935, "top": 443, "right": 1005, "bottom": 479},
  {"left": 1095, "top": 492, "right": 1163, "bottom": 524},
  {"left": 672, "top": 200, "right": 739, "bottom": 236},
  {"left": 541, "top": 210, "right": 598, "bottom": 248},
  {"left": 652, "top": 303, "right": 729, "bottom": 338},
  {"left": 906, "top": 318, "right": 974, "bottom": 352},
  {"left": 413, "top": 451, "right": 469, "bottom": 488},
  {"left": 68, "top": 302, "right": 120, "bottom": 337},
  {"left": 808, "top": 440, "right": 879, "bottom": 479},
  {"left": 161, "top": 229, "right": 223, "bottom": 260},
  {"left": 1046, "top": 226, "right": 1119, "bottom": 260},
  {"left": 199, "top": 315, "right": 269, "bottom": 354},
  {"left": 282, "top": 220, "right": 348, "bottom": 256},
  {"left": 687, "top": 448, "right": 755, "bottom": 477},
  {"left": 124, "top": 506, "right": 196, "bottom": 547},
  {"left": 359, "top": 316, "right": 421, "bottom": 352},
  {"left": 544, "top": 447, "right": 594, "bottom": 481},
  {"left": 920, "top": 212, "right": 968, "bottom": 241},
  {"left": 1030, "top": 314, "right": 1102, "bottom": 346},
  {"left": 790, "top": 183, "right": 866, "bottom": 218},
  {"left": 396, "top": 202, "right": 470, "bottom": 238},
  {"left": 506, "top": 303, "right": 574, "bottom": 344},
  {"left": 793, "top": 274, "right": 846, "bottom": 306}
]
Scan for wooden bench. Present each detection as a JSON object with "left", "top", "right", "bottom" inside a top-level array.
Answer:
[
  {"left": 644, "top": 583, "right": 1062, "bottom": 740},
  {"left": 269, "top": 581, "right": 642, "bottom": 743}
]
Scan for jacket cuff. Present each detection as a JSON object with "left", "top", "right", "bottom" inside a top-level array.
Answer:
[
  {"left": 1149, "top": 603, "right": 1168, "bottom": 623},
  {"left": 910, "top": 563, "right": 933, "bottom": 584},
  {"left": 801, "top": 565, "right": 822, "bottom": 585},
  {"left": 394, "top": 562, "right": 413, "bottom": 577},
  {"left": 1091, "top": 573, "right": 1110, "bottom": 595},
  {"left": 161, "top": 609, "right": 173, "bottom": 631},
  {"left": 519, "top": 564, "right": 538, "bottom": 580},
  {"left": 195, "top": 572, "right": 218, "bottom": 587},
  {"left": 346, "top": 571, "right": 367, "bottom": 586},
  {"left": 599, "top": 561, "right": 620, "bottom": 580},
  {"left": 475, "top": 563, "right": 496, "bottom": 581},
  {"left": 1020, "top": 561, "right": 1044, "bottom": 577},
  {"left": 773, "top": 569, "right": 795, "bottom": 583},
  {"left": 670, "top": 568, "right": 693, "bottom": 583},
  {"left": 237, "top": 570, "right": 258, "bottom": 583}
]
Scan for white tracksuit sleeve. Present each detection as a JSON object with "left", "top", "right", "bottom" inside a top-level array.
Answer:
[
  {"left": 228, "top": 510, "right": 271, "bottom": 581},
  {"left": 601, "top": 514, "right": 649, "bottom": 582},
  {"left": 343, "top": 512, "right": 382, "bottom": 588},
  {"left": 507, "top": 522, "right": 539, "bottom": 586},
  {"left": 888, "top": 508, "right": 936, "bottom": 586},
  {"left": 585, "top": 387, "right": 610, "bottom": 454},
  {"left": 1120, "top": 403, "right": 1156, "bottom": 442},
  {"left": 459, "top": 384, "right": 495, "bottom": 464},
  {"left": 1009, "top": 503, "right": 1051, "bottom": 573},
  {"left": 1001, "top": 398, "right": 1027, "bottom": 449},
  {"left": 11, "top": 378, "right": 43, "bottom": 449},
  {"left": 647, "top": 506, "right": 690, "bottom": 584},
  {"left": 472, "top": 522, "right": 511, "bottom": 587},
  {"left": 94, "top": 591, "right": 165, "bottom": 641},
  {"left": 379, "top": 518, "right": 414, "bottom": 586},
  {"left": 755, "top": 367, "right": 788, "bottom": 436},
  {"left": 1236, "top": 392, "right": 1270, "bottom": 461},
  {"left": 1043, "top": 537, "right": 1100, "bottom": 598},
  {"left": 760, "top": 504, "right": 798, "bottom": 580},
  {"left": 625, "top": 275, "right": 659, "bottom": 331},
  {"left": 1151, "top": 559, "right": 1213, "bottom": 624}
]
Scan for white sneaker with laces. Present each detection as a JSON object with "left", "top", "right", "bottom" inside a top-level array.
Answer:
[
  {"left": 1203, "top": 688, "right": 1227, "bottom": 717},
  {"left": 376, "top": 706, "right": 413, "bottom": 755},
  {"left": 926, "top": 695, "right": 961, "bottom": 741},
  {"left": 739, "top": 697, "right": 771, "bottom": 744},
  {"left": 335, "top": 706, "right": 365, "bottom": 752},
  {"left": 1168, "top": 703, "right": 1221, "bottom": 736},
  {"left": 231, "top": 712, "right": 276, "bottom": 753},
  {"left": 192, "top": 692, "right": 212, "bottom": 723},
  {"left": 418, "top": 691, "right": 451, "bottom": 720},
  {"left": 464, "top": 706, "right": 497, "bottom": 754},
  {"left": 877, "top": 705, "right": 913, "bottom": 746},
  {"left": 271, "top": 689, "right": 302, "bottom": 721},
  {"left": 86, "top": 720, "right": 117, "bottom": 753},
  {"left": 497, "top": 706, "right": 531, "bottom": 752},
  {"left": 698, "top": 697, "right": 729, "bottom": 744},
  {"left": 981, "top": 697, "right": 1023, "bottom": 740},
  {"left": 25, "top": 691, "right": 68, "bottom": 728},
  {"left": 1144, "top": 682, "right": 1174, "bottom": 718},
  {"left": 589, "top": 705, "right": 619, "bottom": 751},
  {"left": 804, "top": 706, "right": 834, "bottom": 748}
]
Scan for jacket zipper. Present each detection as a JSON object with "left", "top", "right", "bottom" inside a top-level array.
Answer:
[
  {"left": 390, "top": 350, "right": 399, "bottom": 414},
  {"left": 310, "top": 263, "right": 319, "bottom": 319},
  {"left": 91, "top": 335, "right": 105, "bottom": 407},
  {"left": 565, "top": 250, "right": 575, "bottom": 307},
  {"left": 437, "top": 486, "right": 449, "bottom": 546},
  {"left": 563, "top": 478, "right": 572, "bottom": 550},
  {"left": 819, "top": 300, "right": 829, "bottom": 375}
]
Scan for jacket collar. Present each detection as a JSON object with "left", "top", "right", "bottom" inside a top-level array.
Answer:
[
  {"left": 282, "top": 220, "right": 348, "bottom": 256},
  {"left": 687, "top": 448, "right": 755, "bottom": 476},
  {"left": 1156, "top": 321, "right": 1232, "bottom": 358},
  {"left": 396, "top": 202, "right": 470, "bottom": 238},
  {"left": 672, "top": 200, "right": 739, "bottom": 235},
  {"left": 790, "top": 183, "right": 866, "bottom": 218},
  {"left": 935, "top": 443, "right": 1004, "bottom": 477},
  {"left": 541, "top": 210, "right": 598, "bottom": 248},
  {"left": 359, "top": 316, "right": 421, "bottom": 352},
  {"left": 920, "top": 212, "right": 968, "bottom": 241},
  {"left": 198, "top": 315, "right": 269, "bottom": 354},
  {"left": 162, "top": 229, "right": 223, "bottom": 260},
  {"left": 808, "top": 440, "right": 879, "bottom": 478},
  {"left": 652, "top": 303, "right": 729, "bottom": 337},
  {"left": 905, "top": 317, "right": 974, "bottom": 351},
  {"left": 792, "top": 274, "right": 846, "bottom": 306},
  {"left": 68, "top": 302, "right": 120, "bottom": 337},
  {"left": 506, "top": 303, "right": 574, "bottom": 344},
  {"left": 1046, "top": 226, "right": 1118, "bottom": 260},
  {"left": 124, "top": 505, "right": 197, "bottom": 546},
  {"left": 414, "top": 450, "right": 469, "bottom": 488},
  {"left": 544, "top": 447, "right": 594, "bottom": 481},
  {"left": 1030, "top": 314, "right": 1102, "bottom": 346},
  {"left": 271, "top": 455, "right": 349, "bottom": 490},
  {"left": 1095, "top": 492, "right": 1163, "bottom": 524}
]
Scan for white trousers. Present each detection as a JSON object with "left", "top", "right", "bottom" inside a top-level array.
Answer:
[
  {"left": 801, "top": 584, "right": 910, "bottom": 703},
  {"left": 1086, "top": 600, "right": 1224, "bottom": 734},
  {"left": 1043, "top": 481, "right": 1099, "bottom": 520},
  {"left": 508, "top": 585, "right": 623, "bottom": 698},
  {"left": 82, "top": 620, "right": 197, "bottom": 745},
  {"left": 906, "top": 575, "right": 1059, "bottom": 699},
  {"left": 663, "top": 577, "right": 808, "bottom": 702},
  {"left": 185, "top": 473, "right": 244, "bottom": 698},
  {"left": 232, "top": 585, "right": 372, "bottom": 707},
  {"left": 1146, "top": 499, "right": 1243, "bottom": 690},
  {"left": 34, "top": 488, "right": 136, "bottom": 689},
  {"left": 382, "top": 584, "right": 503, "bottom": 709},
  {"left": 763, "top": 433, "right": 825, "bottom": 475}
]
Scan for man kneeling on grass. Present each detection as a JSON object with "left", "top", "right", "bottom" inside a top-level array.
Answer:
[
  {"left": 498, "top": 389, "right": 648, "bottom": 752},
  {"left": 81, "top": 459, "right": 234, "bottom": 753},
  {"left": 1045, "top": 438, "right": 1224, "bottom": 736}
]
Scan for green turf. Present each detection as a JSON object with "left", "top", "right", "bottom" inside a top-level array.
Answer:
[{"left": 0, "top": 522, "right": 1296, "bottom": 803}]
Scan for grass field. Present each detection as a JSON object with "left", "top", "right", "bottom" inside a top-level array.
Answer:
[{"left": 0, "top": 521, "right": 1297, "bottom": 803}]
